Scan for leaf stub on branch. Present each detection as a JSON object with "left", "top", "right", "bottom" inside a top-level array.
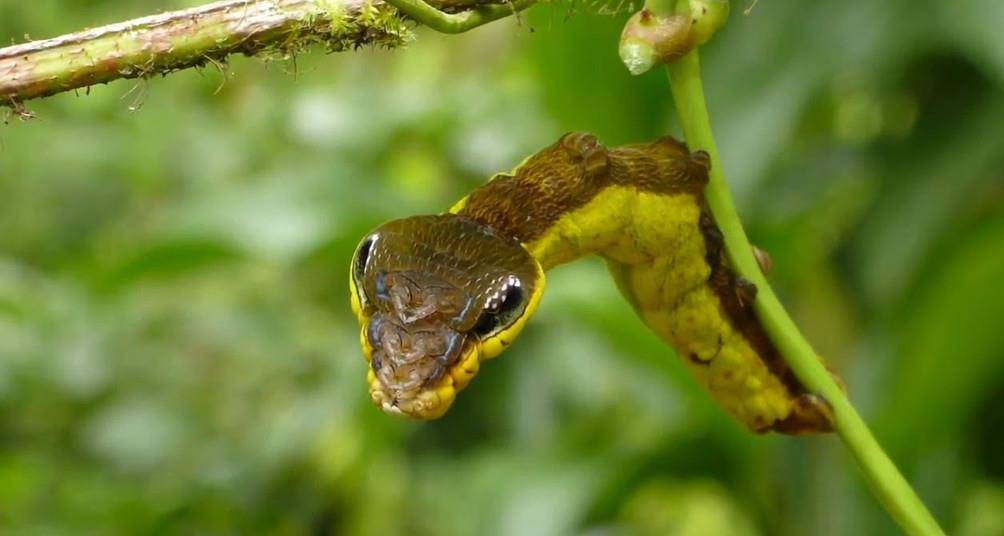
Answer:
[{"left": 0, "top": 0, "right": 414, "bottom": 107}]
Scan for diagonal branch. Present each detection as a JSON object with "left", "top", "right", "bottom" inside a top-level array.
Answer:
[{"left": 0, "top": 0, "right": 520, "bottom": 108}]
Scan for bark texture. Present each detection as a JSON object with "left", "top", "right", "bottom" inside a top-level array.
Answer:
[{"left": 0, "top": 0, "right": 431, "bottom": 107}]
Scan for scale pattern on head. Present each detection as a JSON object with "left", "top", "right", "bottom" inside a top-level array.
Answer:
[{"left": 350, "top": 214, "right": 543, "bottom": 419}]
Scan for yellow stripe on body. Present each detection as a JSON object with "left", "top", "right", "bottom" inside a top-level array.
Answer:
[{"left": 525, "top": 186, "right": 796, "bottom": 432}]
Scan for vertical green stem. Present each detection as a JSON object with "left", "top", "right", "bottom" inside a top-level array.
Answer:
[{"left": 666, "top": 50, "right": 944, "bottom": 536}]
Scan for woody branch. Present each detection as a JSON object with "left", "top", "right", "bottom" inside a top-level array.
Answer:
[{"left": 0, "top": 0, "right": 510, "bottom": 109}]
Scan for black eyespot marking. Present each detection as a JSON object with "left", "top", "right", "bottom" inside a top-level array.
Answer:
[{"left": 472, "top": 276, "right": 527, "bottom": 338}]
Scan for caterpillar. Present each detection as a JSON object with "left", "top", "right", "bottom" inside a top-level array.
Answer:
[{"left": 349, "top": 132, "right": 834, "bottom": 434}]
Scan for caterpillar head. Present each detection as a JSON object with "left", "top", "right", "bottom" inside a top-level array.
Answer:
[{"left": 349, "top": 214, "right": 544, "bottom": 419}]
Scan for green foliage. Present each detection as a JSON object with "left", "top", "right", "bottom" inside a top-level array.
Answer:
[{"left": 1, "top": 0, "right": 1002, "bottom": 534}]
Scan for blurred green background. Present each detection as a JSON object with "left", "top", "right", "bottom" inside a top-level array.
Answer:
[{"left": 2, "top": 1, "right": 1003, "bottom": 534}]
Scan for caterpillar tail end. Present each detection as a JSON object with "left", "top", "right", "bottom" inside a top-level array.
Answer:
[{"left": 770, "top": 393, "right": 835, "bottom": 435}]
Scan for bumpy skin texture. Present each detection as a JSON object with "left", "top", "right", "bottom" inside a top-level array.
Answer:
[{"left": 352, "top": 132, "right": 835, "bottom": 433}]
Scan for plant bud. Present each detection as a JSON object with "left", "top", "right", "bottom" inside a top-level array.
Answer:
[{"left": 619, "top": 9, "right": 694, "bottom": 75}]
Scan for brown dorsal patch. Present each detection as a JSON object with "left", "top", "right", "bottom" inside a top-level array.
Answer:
[
  {"left": 458, "top": 132, "right": 708, "bottom": 243},
  {"left": 697, "top": 206, "right": 835, "bottom": 433}
]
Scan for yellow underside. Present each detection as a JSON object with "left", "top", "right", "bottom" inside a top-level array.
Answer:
[{"left": 524, "top": 186, "right": 796, "bottom": 432}]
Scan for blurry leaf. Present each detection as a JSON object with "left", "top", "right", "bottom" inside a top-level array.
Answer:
[
  {"left": 544, "top": 261, "right": 716, "bottom": 423},
  {"left": 878, "top": 210, "right": 1004, "bottom": 453},
  {"left": 850, "top": 88, "right": 1004, "bottom": 309},
  {"left": 411, "top": 454, "right": 605, "bottom": 536},
  {"left": 95, "top": 238, "right": 245, "bottom": 291},
  {"left": 618, "top": 479, "right": 760, "bottom": 536},
  {"left": 701, "top": 0, "right": 914, "bottom": 200},
  {"left": 82, "top": 398, "right": 189, "bottom": 473},
  {"left": 941, "top": 0, "right": 1004, "bottom": 86},
  {"left": 955, "top": 482, "right": 1004, "bottom": 536}
]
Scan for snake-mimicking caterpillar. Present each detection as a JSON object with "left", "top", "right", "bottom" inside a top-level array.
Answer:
[{"left": 349, "top": 133, "right": 836, "bottom": 434}]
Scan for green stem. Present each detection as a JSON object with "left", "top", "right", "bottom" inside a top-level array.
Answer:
[
  {"left": 383, "top": 0, "right": 537, "bottom": 34},
  {"left": 666, "top": 50, "right": 944, "bottom": 536}
]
